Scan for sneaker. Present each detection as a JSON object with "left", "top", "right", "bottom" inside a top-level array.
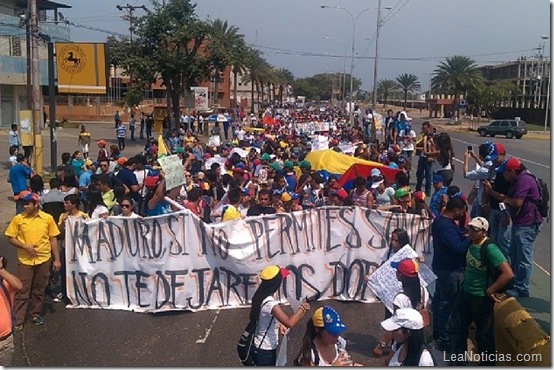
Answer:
[
  {"left": 30, "top": 315, "right": 44, "bottom": 326},
  {"left": 53, "top": 293, "right": 64, "bottom": 303},
  {"left": 15, "top": 324, "right": 24, "bottom": 332}
]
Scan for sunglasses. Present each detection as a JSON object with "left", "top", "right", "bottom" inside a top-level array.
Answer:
[{"left": 121, "top": 204, "right": 132, "bottom": 208}]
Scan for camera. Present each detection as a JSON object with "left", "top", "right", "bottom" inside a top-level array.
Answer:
[{"left": 467, "top": 145, "right": 472, "bottom": 152}]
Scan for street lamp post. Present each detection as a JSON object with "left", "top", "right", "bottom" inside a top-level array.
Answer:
[
  {"left": 371, "top": 0, "right": 392, "bottom": 111},
  {"left": 321, "top": 5, "right": 381, "bottom": 125},
  {"left": 321, "top": 5, "right": 390, "bottom": 125}
]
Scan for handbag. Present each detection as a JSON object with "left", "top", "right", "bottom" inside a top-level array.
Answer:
[{"left": 237, "top": 301, "right": 275, "bottom": 366}]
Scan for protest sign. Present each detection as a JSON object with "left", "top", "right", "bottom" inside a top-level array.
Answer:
[
  {"left": 208, "top": 135, "right": 221, "bottom": 147},
  {"left": 157, "top": 155, "right": 185, "bottom": 190},
  {"left": 204, "top": 156, "right": 227, "bottom": 172},
  {"left": 366, "top": 245, "right": 437, "bottom": 313},
  {"left": 65, "top": 207, "right": 431, "bottom": 313},
  {"left": 311, "top": 135, "right": 329, "bottom": 151}
]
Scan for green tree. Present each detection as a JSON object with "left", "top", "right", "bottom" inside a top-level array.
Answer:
[
  {"left": 395, "top": 73, "right": 421, "bottom": 110},
  {"left": 272, "top": 67, "right": 294, "bottom": 103},
  {"left": 107, "top": 36, "right": 156, "bottom": 108},
  {"left": 469, "top": 80, "right": 517, "bottom": 118},
  {"left": 377, "top": 79, "right": 397, "bottom": 108},
  {"left": 206, "top": 18, "right": 245, "bottom": 106},
  {"left": 431, "top": 55, "right": 484, "bottom": 113},
  {"left": 292, "top": 73, "right": 360, "bottom": 101},
  {"left": 131, "top": 0, "right": 214, "bottom": 123}
]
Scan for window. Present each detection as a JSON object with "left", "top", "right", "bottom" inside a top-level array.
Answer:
[
  {"left": 10, "top": 36, "right": 22, "bottom": 57},
  {"left": 500, "top": 122, "right": 509, "bottom": 127},
  {"left": 490, "top": 122, "right": 500, "bottom": 127}
]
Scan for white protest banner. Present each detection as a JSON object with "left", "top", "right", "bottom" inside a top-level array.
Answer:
[
  {"left": 157, "top": 155, "right": 185, "bottom": 190},
  {"left": 65, "top": 207, "right": 431, "bottom": 313},
  {"left": 366, "top": 245, "right": 437, "bottom": 314}
]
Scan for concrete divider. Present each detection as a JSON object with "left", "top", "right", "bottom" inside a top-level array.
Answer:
[{"left": 494, "top": 296, "right": 550, "bottom": 366}]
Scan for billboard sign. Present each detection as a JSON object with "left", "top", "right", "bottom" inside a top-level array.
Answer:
[{"left": 55, "top": 43, "right": 108, "bottom": 94}]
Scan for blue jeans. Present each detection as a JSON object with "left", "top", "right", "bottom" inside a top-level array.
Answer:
[
  {"left": 252, "top": 347, "right": 276, "bottom": 366},
  {"left": 431, "top": 269, "right": 464, "bottom": 344},
  {"left": 470, "top": 199, "right": 481, "bottom": 218},
  {"left": 488, "top": 208, "right": 512, "bottom": 262},
  {"left": 416, "top": 156, "right": 432, "bottom": 195},
  {"left": 509, "top": 223, "right": 541, "bottom": 297}
]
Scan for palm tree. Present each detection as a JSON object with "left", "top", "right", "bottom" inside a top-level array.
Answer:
[
  {"left": 271, "top": 67, "right": 294, "bottom": 104},
  {"left": 431, "top": 55, "right": 483, "bottom": 114},
  {"left": 395, "top": 73, "right": 421, "bottom": 110},
  {"left": 208, "top": 19, "right": 244, "bottom": 106},
  {"left": 242, "top": 48, "right": 268, "bottom": 113},
  {"left": 377, "top": 79, "right": 397, "bottom": 108}
]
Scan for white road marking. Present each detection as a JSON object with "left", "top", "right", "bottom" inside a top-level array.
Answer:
[
  {"left": 196, "top": 309, "right": 220, "bottom": 344},
  {"left": 450, "top": 138, "right": 550, "bottom": 169},
  {"left": 534, "top": 262, "right": 551, "bottom": 276}
]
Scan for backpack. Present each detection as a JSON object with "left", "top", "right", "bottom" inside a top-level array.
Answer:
[
  {"left": 475, "top": 239, "right": 512, "bottom": 294},
  {"left": 526, "top": 172, "right": 550, "bottom": 222},
  {"left": 237, "top": 302, "right": 274, "bottom": 366}
]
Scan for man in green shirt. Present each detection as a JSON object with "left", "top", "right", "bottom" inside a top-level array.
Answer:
[{"left": 448, "top": 217, "right": 514, "bottom": 365}]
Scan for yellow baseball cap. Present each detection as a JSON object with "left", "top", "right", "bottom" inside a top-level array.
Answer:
[{"left": 260, "top": 265, "right": 290, "bottom": 281}]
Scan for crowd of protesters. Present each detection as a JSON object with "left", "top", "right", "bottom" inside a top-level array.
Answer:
[{"left": 0, "top": 103, "right": 544, "bottom": 366}]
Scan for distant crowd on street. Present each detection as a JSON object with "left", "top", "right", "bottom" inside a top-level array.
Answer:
[{"left": 0, "top": 103, "right": 545, "bottom": 366}]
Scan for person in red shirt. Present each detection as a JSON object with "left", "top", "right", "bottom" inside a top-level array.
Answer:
[
  {"left": 0, "top": 256, "right": 23, "bottom": 366},
  {"left": 184, "top": 187, "right": 203, "bottom": 218}
]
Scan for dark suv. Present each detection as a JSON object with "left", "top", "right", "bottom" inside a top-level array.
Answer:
[{"left": 477, "top": 119, "right": 527, "bottom": 139}]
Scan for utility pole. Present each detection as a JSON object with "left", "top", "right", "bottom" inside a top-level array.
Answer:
[
  {"left": 371, "top": 0, "right": 383, "bottom": 112},
  {"left": 116, "top": 4, "right": 146, "bottom": 43},
  {"left": 29, "top": 0, "right": 42, "bottom": 174},
  {"left": 116, "top": 3, "right": 146, "bottom": 108}
]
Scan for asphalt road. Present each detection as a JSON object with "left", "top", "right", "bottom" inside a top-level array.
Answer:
[
  {"left": 1, "top": 120, "right": 550, "bottom": 366},
  {"left": 2, "top": 123, "right": 390, "bottom": 367},
  {"left": 415, "top": 120, "right": 551, "bottom": 272}
]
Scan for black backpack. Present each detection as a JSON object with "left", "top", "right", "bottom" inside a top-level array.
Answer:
[
  {"left": 237, "top": 302, "right": 274, "bottom": 366},
  {"left": 526, "top": 172, "right": 550, "bottom": 222}
]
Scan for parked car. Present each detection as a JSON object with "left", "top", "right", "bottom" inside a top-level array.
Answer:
[{"left": 477, "top": 119, "right": 528, "bottom": 139}]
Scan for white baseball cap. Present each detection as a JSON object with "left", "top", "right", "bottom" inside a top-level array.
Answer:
[
  {"left": 468, "top": 216, "right": 489, "bottom": 232},
  {"left": 381, "top": 308, "right": 423, "bottom": 331},
  {"left": 371, "top": 179, "right": 384, "bottom": 189}
]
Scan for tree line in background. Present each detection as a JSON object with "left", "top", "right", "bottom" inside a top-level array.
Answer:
[
  {"left": 376, "top": 55, "right": 518, "bottom": 117},
  {"left": 109, "top": 0, "right": 518, "bottom": 118}
]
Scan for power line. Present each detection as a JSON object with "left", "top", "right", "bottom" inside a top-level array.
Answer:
[
  {"left": 66, "top": 21, "right": 128, "bottom": 38},
  {"left": 250, "top": 43, "right": 540, "bottom": 63}
]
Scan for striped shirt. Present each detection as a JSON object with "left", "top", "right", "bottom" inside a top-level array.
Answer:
[{"left": 116, "top": 125, "right": 126, "bottom": 138}]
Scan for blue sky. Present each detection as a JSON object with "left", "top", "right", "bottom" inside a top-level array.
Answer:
[{"left": 61, "top": 0, "right": 551, "bottom": 91}]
